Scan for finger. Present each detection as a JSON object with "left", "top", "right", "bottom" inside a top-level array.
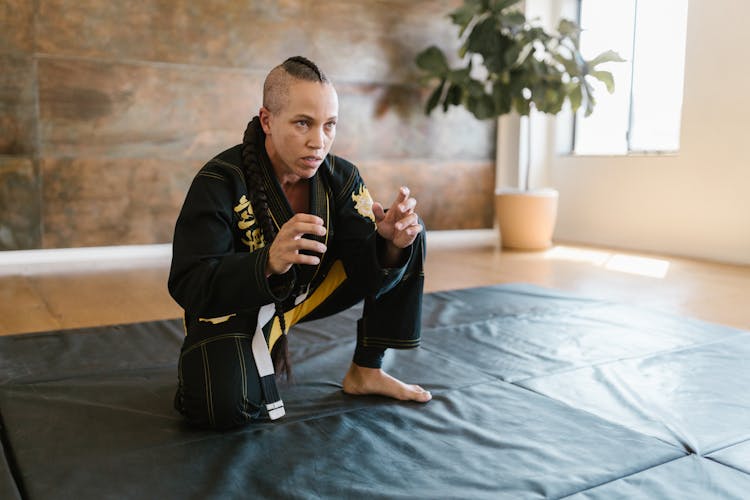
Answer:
[
  {"left": 286, "top": 221, "right": 327, "bottom": 238},
  {"left": 372, "top": 202, "right": 386, "bottom": 222},
  {"left": 405, "top": 224, "right": 423, "bottom": 236},
  {"left": 395, "top": 213, "right": 419, "bottom": 231},
  {"left": 288, "top": 213, "right": 324, "bottom": 226},
  {"left": 391, "top": 186, "right": 409, "bottom": 212},
  {"left": 398, "top": 186, "right": 410, "bottom": 202},
  {"left": 390, "top": 225, "right": 421, "bottom": 248},
  {"left": 288, "top": 253, "right": 321, "bottom": 266},
  {"left": 302, "top": 222, "right": 327, "bottom": 237},
  {"left": 393, "top": 226, "right": 422, "bottom": 246},
  {"left": 399, "top": 197, "right": 417, "bottom": 214},
  {"left": 293, "top": 238, "right": 327, "bottom": 254}
]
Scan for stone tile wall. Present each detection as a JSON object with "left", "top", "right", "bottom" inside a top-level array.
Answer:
[{"left": 0, "top": 0, "right": 495, "bottom": 249}]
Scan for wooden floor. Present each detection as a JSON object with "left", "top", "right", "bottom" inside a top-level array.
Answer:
[{"left": 1, "top": 230, "right": 749, "bottom": 336}]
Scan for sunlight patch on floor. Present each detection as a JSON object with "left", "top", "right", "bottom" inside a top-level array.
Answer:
[{"left": 544, "top": 245, "right": 671, "bottom": 278}]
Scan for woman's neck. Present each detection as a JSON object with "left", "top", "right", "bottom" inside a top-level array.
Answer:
[{"left": 281, "top": 178, "right": 309, "bottom": 214}]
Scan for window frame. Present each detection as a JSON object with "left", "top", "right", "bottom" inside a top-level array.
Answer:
[{"left": 571, "top": 0, "right": 687, "bottom": 156}]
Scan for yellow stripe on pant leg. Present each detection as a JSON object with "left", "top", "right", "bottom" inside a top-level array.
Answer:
[{"left": 268, "top": 260, "right": 348, "bottom": 351}]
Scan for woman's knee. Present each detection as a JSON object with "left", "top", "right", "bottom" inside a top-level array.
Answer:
[
  {"left": 176, "top": 335, "right": 263, "bottom": 430},
  {"left": 177, "top": 386, "right": 261, "bottom": 430}
]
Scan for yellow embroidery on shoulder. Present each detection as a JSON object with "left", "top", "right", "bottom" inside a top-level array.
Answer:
[
  {"left": 198, "top": 313, "right": 237, "bottom": 325},
  {"left": 234, "top": 195, "right": 250, "bottom": 213},
  {"left": 352, "top": 185, "right": 375, "bottom": 223}
]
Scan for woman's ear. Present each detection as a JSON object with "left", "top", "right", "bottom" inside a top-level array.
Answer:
[{"left": 259, "top": 107, "right": 273, "bottom": 134}]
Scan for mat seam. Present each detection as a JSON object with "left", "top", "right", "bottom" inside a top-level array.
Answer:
[
  {"left": 554, "top": 453, "right": 689, "bottom": 499},
  {"left": 439, "top": 374, "right": 695, "bottom": 458},
  {"left": 704, "top": 455, "right": 750, "bottom": 477},
  {"left": 0, "top": 387, "right": 183, "bottom": 422},
  {"left": 0, "top": 363, "right": 177, "bottom": 386},
  {"left": 702, "top": 436, "right": 750, "bottom": 459},
  {"left": 508, "top": 379, "right": 692, "bottom": 454},
  {"left": 507, "top": 328, "right": 750, "bottom": 385}
]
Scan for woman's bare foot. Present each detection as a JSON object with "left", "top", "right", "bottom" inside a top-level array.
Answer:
[{"left": 342, "top": 363, "right": 432, "bottom": 402}]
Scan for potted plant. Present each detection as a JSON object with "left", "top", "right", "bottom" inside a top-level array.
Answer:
[{"left": 416, "top": 0, "right": 623, "bottom": 249}]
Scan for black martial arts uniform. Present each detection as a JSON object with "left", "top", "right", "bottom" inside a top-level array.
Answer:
[{"left": 168, "top": 117, "right": 425, "bottom": 430}]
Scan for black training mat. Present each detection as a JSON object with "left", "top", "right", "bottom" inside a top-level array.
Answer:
[{"left": 1, "top": 284, "right": 749, "bottom": 499}]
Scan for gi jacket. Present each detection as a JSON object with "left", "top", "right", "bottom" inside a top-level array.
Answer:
[{"left": 168, "top": 144, "right": 413, "bottom": 350}]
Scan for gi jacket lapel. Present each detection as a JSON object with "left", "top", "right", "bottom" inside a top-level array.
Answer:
[{"left": 258, "top": 149, "right": 331, "bottom": 289}]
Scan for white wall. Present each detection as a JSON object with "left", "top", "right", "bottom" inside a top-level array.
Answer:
[{"left": 508, "top": 0, "right": 750, "bottom": 265}]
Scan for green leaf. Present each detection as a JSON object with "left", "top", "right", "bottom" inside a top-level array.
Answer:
[
  {"left": 550, "top": 91, "right": 566, "bottom": 114},
  {"left": 484, "top": 53, "right": 507, "bottom": 74},
  {"left": 492, "top": 81, "right": 513, "bottom": 115},
  {"left": 449, "top": 65, "right": 472, "bottom": 85},
  {"left": 588, "top": 50, "right": 626, "bottom": 68},
  {"left": 568, "top": 84, "right": 582, "bottom": 112},
  {"left": 530, "top": 82, "right": 545, "bottom": 108},
  {"left": 425, "top": 79, "right": 446, "bottom": 115},
  {"left": 490, "top": 0, "right": 524, "bottom": 14},
  {"left": 467, "top": 78, "right": 486, "bottom": 97},
  {"left": 584, "top": 96, "right": 595, "bottom": 117},
  {"left": 557, "top": 19, "right": 580, "bottom": 41},
  {"left": 513, "top": 96, "right": 531, "bottom": 115},
  {"left": 529, "top": 57, "right": 545, "bottom": 78},
  {"left": 466, "top": 17, "right": 499, "bottom": 56},
  {"left": 523, "top": 26, "right": 550, "bottom": 47},
  {"left": 544, "top": 80, "right": 567, "bottom": 114},
  {"left": 514, "top": 43, "right": 534, "bottom": 67},
  {"left": 532, "top": 80, "right": 562, "bottom": 112},
  {"left": 499, "top": 11, "right": 526, "bottom": 30},
  {"left": 443, "top": 84, "right": 463, "bottom": 112},
  {"left": 539, "top": 98, "right": 562, "bottom": 115},
  {"left": 485, "top": 34, "right": 514, "bottom": 73},
  {"left": 504, "top": 42, "right": 523, "bottom": 67},
  {"left": 415, "top": 0, "right": 621, "bottom": 120},
  {"left": 589, "top": 70, "right": 615, "bottom": 93},
  {"left": 415, "top": 46, "right": 450, "bottom": 75},
  {"left": 553, "top": 53, "right": 579, "bottom": 76},
  {"left": 449, "top": 4, "right": 475, "bottom": 28},
  {"left": 581, "top": 79, "right": 596, "bottom": 116},
  {"left": 450, "top": 0, "right": 483, "bottom": 37},
  {"left": 544, "top": 87, "right": 558, "bottom": 105},
  {"left": 458, "top": 42, "right": 469, "bottom": 59},
  {"left": 507, "top": 69, "right": 527, "bottom": 97},
  {"left": 467, "top": 94, "right": 496, "bottom": 119}
]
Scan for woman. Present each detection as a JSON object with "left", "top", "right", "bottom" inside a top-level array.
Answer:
[{"left": 168, "top": 56, "right": 430, "bottom": 430}]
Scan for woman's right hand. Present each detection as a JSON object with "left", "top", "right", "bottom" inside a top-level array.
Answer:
[{"left": 265, "top": 213, "right": 327, "bottom": 276}]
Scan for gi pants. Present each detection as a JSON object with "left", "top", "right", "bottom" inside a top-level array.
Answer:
[{"left": 175, "top": 231, "right": 425, "bottom": 430}]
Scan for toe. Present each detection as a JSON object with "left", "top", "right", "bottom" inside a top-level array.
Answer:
[{"left": 409, "top": 385, "right": 432, "bottom": 403}]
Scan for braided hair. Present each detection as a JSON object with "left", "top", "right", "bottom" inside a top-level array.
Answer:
[{"left": 242, "top": 56, "right": 330, "bottom": 379}]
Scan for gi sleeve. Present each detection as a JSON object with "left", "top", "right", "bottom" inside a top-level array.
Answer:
[
  {"left": 167, "top": 170, "right": 294, "bottom": 318},
  {"left": 333, "top": 166, "right": 414, "bottom": 298}
]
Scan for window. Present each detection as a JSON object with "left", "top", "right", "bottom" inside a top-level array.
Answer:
[{"left": 573, "top": 0, "right": 689, "bottom": 155}]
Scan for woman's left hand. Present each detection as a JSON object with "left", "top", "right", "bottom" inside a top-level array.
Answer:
[{"left": 372, "top": 186, "right": 422, "bottom": 249}]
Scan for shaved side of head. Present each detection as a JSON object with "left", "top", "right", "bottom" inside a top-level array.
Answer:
[{"left": 263, "top": 56, "right": 331, "bottom": 114}]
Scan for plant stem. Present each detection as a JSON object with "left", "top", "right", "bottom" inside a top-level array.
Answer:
[{"left": 523, "top": 109, "right": 532, "bottom": 191}]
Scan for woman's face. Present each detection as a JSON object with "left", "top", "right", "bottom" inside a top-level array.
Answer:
[{"left": 260, "top": 80, "right": 338, "bottom": 184}]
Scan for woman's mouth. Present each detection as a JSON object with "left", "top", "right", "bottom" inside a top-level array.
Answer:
[{"left": 301, "top": 156, "right": 322, "bottom": 168}]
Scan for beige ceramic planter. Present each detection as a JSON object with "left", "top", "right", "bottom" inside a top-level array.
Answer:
[{"left": 495, "top": 188, "right": 559, "bottom": 250}]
